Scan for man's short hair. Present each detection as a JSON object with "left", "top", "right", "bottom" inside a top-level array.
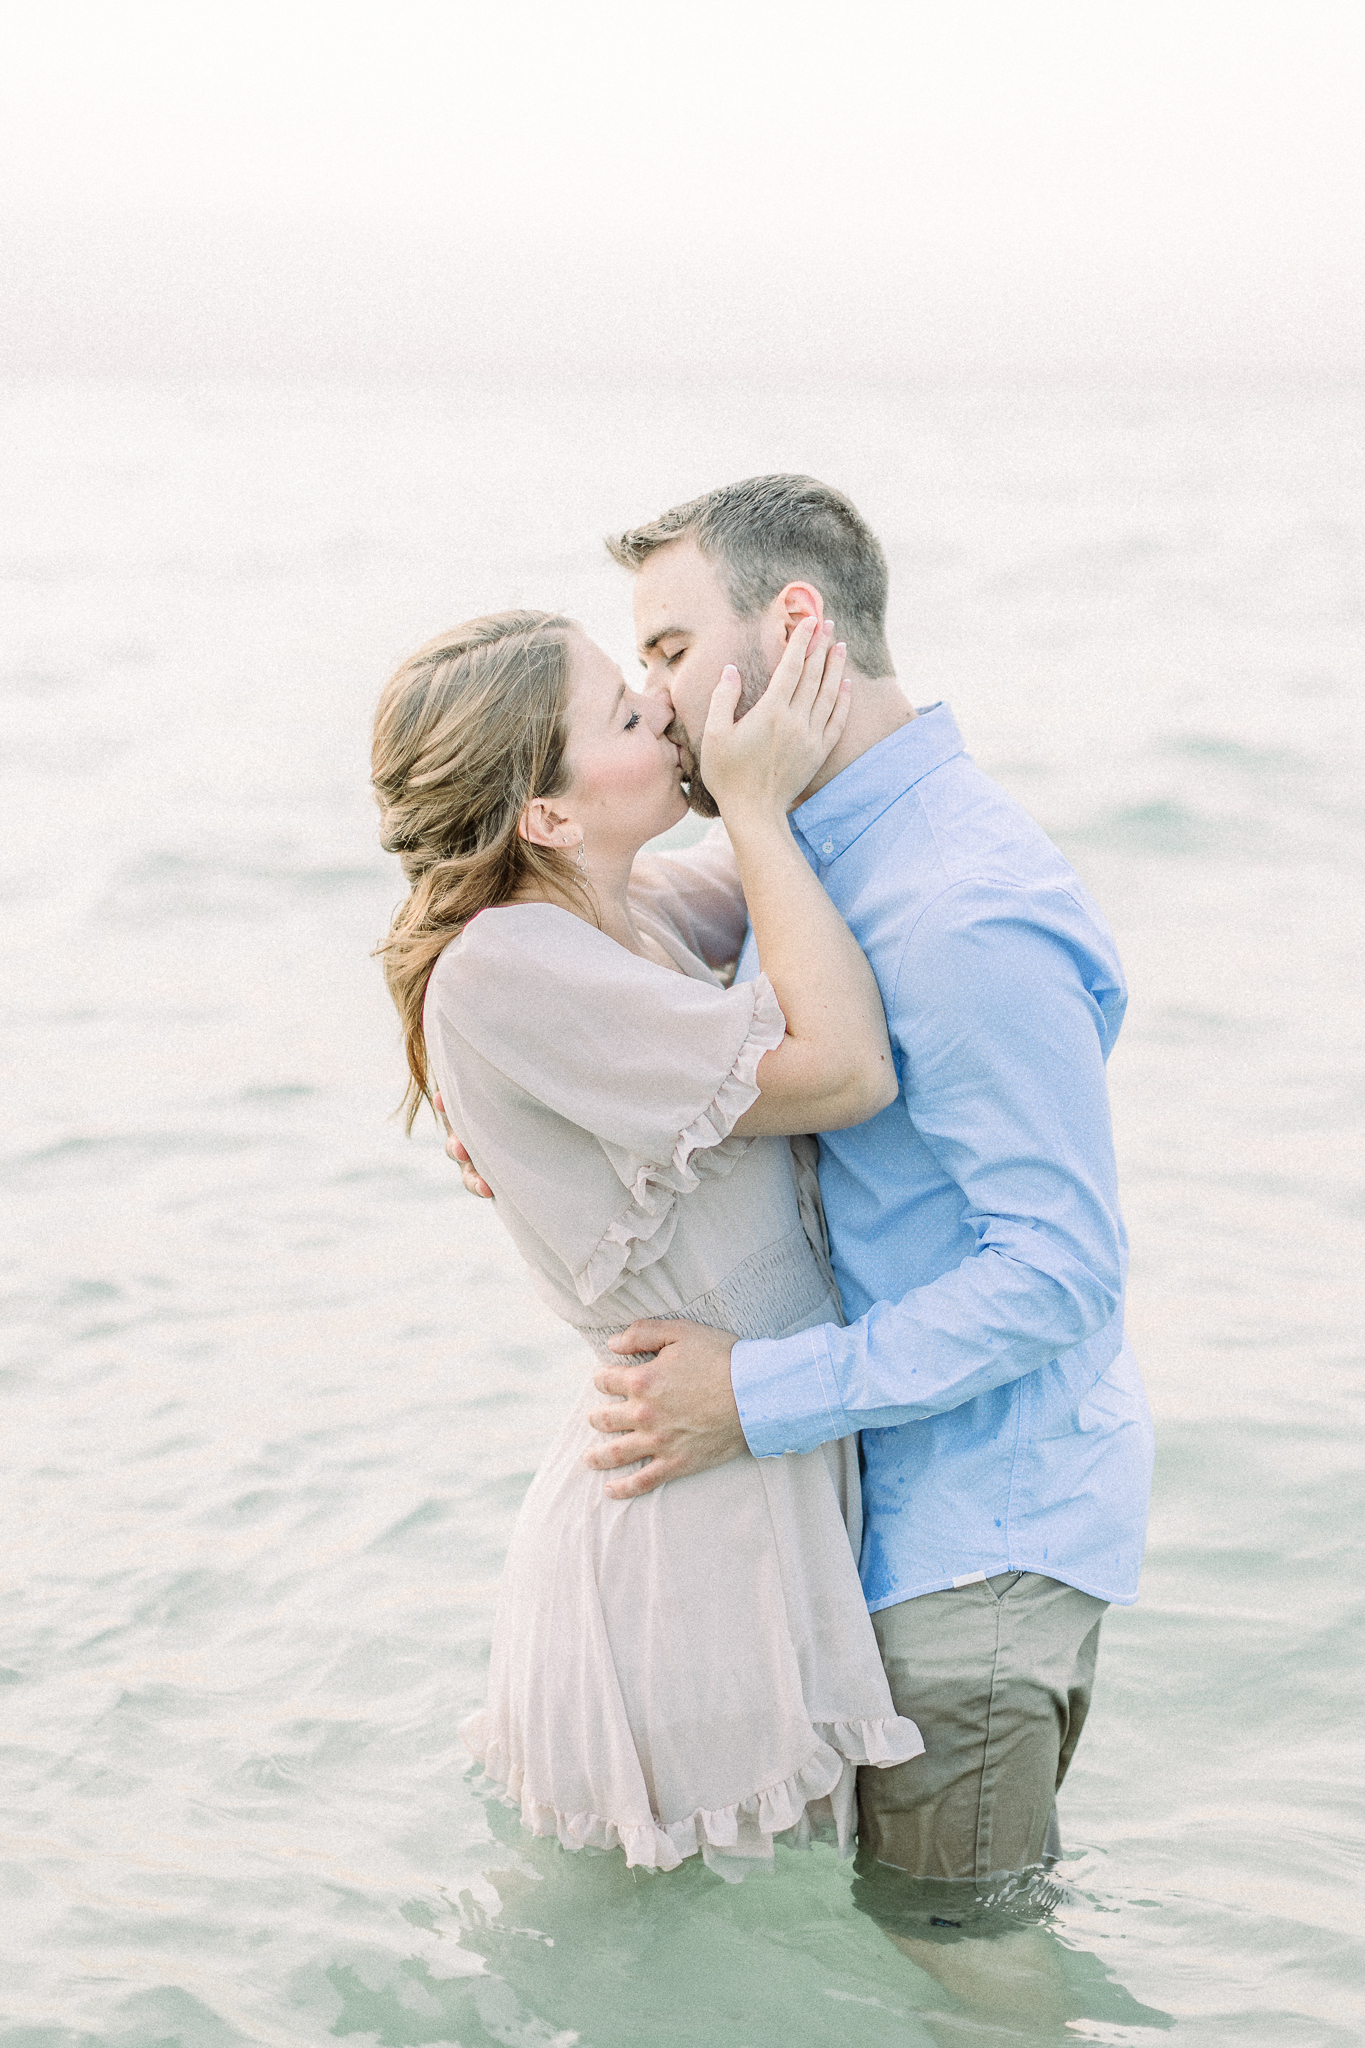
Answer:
[{"left": 607, "top": 474, "right": 894, "bottom": 677}]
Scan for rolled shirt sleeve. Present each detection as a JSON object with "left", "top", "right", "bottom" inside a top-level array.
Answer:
[{"left": 732, "top": 877, "right": 1128, "bottom": 1453}]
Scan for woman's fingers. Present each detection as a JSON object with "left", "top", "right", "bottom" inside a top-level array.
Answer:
[
  {"left": 767, "top": 612, "right": 820, "bottom": 705},
  {"left": 813, "top": 638, "right": 848, "bottom": 732},
  {"left": 790, "top": 618, "right": 835, "bottom": 717},
  {"left": 702, "top": 663, "right": 743, "bottom": 739},
  {"left": 821, "top": 673, "right": 854, "bottom": 755},
  {"left": 802, "top": 626, "right": 843, "bottom": 733},
  {"left": 699, "top": 613, "right": 848, "bottom": 812}
]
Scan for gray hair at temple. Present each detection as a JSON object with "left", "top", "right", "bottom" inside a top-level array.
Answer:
[{"left": 606, "top": 474, "right": 895, "bottom": 679}]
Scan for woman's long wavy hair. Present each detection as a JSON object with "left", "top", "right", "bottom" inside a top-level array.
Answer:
[{"left": 372, "top": 610, "right": 593, "bottom": 1130}]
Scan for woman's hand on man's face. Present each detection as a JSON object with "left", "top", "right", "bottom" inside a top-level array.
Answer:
[{"left": 698, "top": 615, "right": 850, "bottom": 822}]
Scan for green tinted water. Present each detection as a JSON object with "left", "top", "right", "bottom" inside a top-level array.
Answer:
[{"left": 3, "top": 376, "right": 1362, "bottom": 2043}]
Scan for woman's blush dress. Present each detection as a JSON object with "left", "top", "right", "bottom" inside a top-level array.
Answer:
[{"left": 423, "top": 877, "right": 923, "bottom": 1878}]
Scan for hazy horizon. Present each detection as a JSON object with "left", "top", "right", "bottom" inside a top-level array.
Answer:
[{"left": 4, "top": 0, "right": 1362, "bottom": 380}]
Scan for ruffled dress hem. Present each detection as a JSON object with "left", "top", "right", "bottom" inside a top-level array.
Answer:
[{"left": 460, "top": 1708, "right": 925, "bottom": 1874}]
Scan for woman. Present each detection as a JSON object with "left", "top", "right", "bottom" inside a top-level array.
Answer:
[{"left": 372, "top": 607, "right": 923, "bottom": 1878}]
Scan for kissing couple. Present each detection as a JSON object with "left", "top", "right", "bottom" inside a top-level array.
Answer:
[{"left": 371, "top": 475, "right": 1154, "bottom": 1939}]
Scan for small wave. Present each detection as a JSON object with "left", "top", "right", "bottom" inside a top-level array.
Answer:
[
  {"left": 981, "top": 528, "right": 1197, "bottom": 598},
  {"left": 368, "top": 1499, "right": 451, "bottom": 1550},
  {"left": 1163, "top": 734, "right": 1310, "bottom": 775},
  {"left": 96, "top": 850, "right": 389, "bottom": 925},
  {"left": 0, "top": 551, "right": 106, "bottom": 583},
  {"left": 196, "top": 1488, "right": 291, "bottom": 1530},
  {"left": 0, "top": 662, "right": 83, "bottom": 697},
  {"left": 234, "top": 1750, "right": 307, "bottom": 1792},
  {"left": 1062, "top": 800, "right": 1212, "bottom": 857},
  {"left": 57, "top": 1277, "right": 124, "bottom": 1305},
  {"left": 3, "top": 1129, "right": 258, "bottom": 1187},
  {"left": 1142, "top": 1005, "right": 1259, "bottom": 1046}
]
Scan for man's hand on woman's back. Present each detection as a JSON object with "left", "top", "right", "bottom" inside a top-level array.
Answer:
[{"left": 434, "top": 1093, "right": 493, "bottom": 1199}]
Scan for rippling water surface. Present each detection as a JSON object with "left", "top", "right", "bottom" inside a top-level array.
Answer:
[{"left": 3, "top": 377, "right": 1363, "bottom": 2045}]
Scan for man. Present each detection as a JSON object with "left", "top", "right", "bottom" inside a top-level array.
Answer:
[{"left": 448, "top": 475, "right": 1153, "bottom": 1941}]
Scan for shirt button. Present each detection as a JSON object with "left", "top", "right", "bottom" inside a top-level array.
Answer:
[{"left": 822, "top": 839, "right": 834, "bottom": 857}]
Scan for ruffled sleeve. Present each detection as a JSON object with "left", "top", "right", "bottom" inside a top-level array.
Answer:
[{"left": 423, "top": 904, "right": 787, "bottom": 1305}]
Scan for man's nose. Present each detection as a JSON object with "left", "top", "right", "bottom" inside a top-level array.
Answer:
[{"left": 643, "top": 686, "right": 674, "bottom": 732}]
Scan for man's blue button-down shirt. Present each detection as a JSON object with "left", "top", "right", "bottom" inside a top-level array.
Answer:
[{"left": 731, "top": 706, "right": 1154, "bottom": 1611}]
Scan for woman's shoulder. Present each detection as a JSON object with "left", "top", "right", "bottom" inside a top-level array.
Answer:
[
  {"left": 425, "top": 901, "right": 698, "bottom": 1022},
  {"left": 423, "top": 905, "right": 557, "bottom": 1023},
  {"left": 429, "top": 901, "right": 580, "bottom": 976}
]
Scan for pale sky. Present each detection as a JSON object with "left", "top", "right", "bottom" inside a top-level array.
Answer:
[{"left": 3, "top": 0, "right": 1362, "bottom": 375}]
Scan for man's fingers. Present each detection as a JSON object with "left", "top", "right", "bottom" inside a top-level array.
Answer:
[
  {"left": 603, "top": 1457, "right": 674, "bottom": 1500},
  {"left": 584, "top": 1428, "right": 658, "bottom": 1469},
  {"left": 436, "top": 1118, "right": 494, "bottom": 1198},
  {"left": 445, "top": 1136, "right": 494, "bottom": 1198},
  {"left": 608, "top": 1320, "right": 672, "bottom": 1356}
]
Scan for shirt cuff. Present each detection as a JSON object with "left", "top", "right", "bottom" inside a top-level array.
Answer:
[{"left": 730, "top": 1324, "right": 852, "bottom": 1456}]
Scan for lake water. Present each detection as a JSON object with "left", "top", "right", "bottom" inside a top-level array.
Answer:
[{"left": 2, "top": 375, "right": 1362, "bottom": 2045}]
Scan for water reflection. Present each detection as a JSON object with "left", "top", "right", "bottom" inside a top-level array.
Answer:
[
  {"left": 378, "top": 1786, "right": 1174, "bottom": 2048},
  {"left": 852, "top": 1853, "right": 1173, "bottom": 2040}
]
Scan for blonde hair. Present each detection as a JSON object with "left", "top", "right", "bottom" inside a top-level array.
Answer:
[{"left": 371, "top": 610, "right": 591, "bottom": 1130}]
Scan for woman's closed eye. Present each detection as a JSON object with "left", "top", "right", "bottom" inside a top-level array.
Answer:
[{"left": 623, "top": 710, "right": 641, "bottom": 733}]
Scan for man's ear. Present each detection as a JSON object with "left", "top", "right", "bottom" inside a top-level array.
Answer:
[
  {"left": 519, "top": 798, "right": 580, "bottom": 850},
  {"left": 774, "top": 581, "right": 825, "bottom": 641}
]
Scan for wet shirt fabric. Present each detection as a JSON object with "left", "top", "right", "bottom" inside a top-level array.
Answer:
[{"left": 729, "top": 706, "right": 1155, "bottom": 1611}]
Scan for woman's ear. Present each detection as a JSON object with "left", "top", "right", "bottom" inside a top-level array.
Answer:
[
  {"left": 774, "top": 580, "right": 826, "bottom": 642},
  {"left": 519, "top": 798, "right": 580, "bottom": 850}
]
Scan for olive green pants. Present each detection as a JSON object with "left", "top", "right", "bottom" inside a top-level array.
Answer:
[{"left": 858, "top": 1571, "right": 1107, "bottom": 1885}]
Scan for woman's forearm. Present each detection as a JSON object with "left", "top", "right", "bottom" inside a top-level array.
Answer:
[
  {"left": 726, "top": 803, "right": 896, "bottom": 1133},
  {"left": 696, "top": 617, "right": 895, "bottom": 1133}
]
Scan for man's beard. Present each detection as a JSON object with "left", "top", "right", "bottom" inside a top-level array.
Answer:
[{"left": 667, "top": 633, "right": 769, "bottom": 819}]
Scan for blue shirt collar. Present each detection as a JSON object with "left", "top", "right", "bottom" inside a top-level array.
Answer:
[{"left": 791, "top": 703, "right": 965, "bottom": 866}]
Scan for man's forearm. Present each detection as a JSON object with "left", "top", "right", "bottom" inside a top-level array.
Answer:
[
  {"left": 737, "top": 873, "right": 1132, "bottom": 1454},
  {"left": 732, "top": 1237, "right": 1124, "bottom": 1457}
]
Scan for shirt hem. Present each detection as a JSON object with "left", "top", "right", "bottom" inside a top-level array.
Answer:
[{"left": 863, "top": 1565, "right": 1141, "bottom": 1613}]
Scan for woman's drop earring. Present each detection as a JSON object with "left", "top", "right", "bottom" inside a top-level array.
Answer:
[{"left": 574, "top": 838, "right": 588, "bottom": 877}]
